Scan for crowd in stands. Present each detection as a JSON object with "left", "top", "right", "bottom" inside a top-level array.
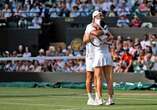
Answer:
[
  {"left": 0, "top": 0, "right": 157, "bottom": 28},
  {"left": 0, "top": 0, "right": 156, "bottom": 73},
  {"left": 0, "top": 33, "right": 157, "bottom": 73},
  {"left": 111, "top": 34, "right": 157, "bottom": 73},
  {"left": 0, "top": 44, "right": 86, "bottom": 72}
]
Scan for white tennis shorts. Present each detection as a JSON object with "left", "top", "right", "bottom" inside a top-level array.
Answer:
[{"left": 86, "top": 57, "right": 94, "bottom": 72}]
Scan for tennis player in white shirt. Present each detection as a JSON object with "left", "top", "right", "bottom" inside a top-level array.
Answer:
[
  {"left": 83, "top": 21, "right": 96, "bottom": 105},
  {"left": 84, "top": 10, "right": 114, "bottom": 106}
]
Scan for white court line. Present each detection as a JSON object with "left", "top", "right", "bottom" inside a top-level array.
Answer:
[
  {"left": 117, "top": 97, "right": 157, "bottom": 101},
  {"left": 1, "top": 96, "right": 157, "bottom": 102},
  {"left": 0, "top": 101, "right": 157, "bottom": 110},
  {"left": 0, "top": 102, "right": 137, "bottom": 110},
  {"left": 0, "top": 101, "right": 77, "bottom": 108},
  {"left": 0, "top": 102, "right": 89, "bottom": 110}
]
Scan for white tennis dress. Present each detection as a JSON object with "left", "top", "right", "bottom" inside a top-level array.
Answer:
[
  {"left": 85, "top": 23, "right": 95, "bottom": 71},
  {"left": 92, "top": 25, "right": 113, "bottom": 67}
]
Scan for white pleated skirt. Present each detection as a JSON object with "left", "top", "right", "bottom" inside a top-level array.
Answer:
[{"left": 93, "top": 53, "right": 113, "bottom": 67}]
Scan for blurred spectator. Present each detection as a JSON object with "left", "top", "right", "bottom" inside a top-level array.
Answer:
[
  {"left": 79, "top": 0, "right": 92, "bottom": 16},
  {"left": 70, "top": 4, "right": 80, "bottom": 17},
  {"left": 140, "top": 34, "right": 151, "bottom": 50},
  {"left": 56, "top": 46, "right": 65, "bottom": 56},
  {"left": 17, "top": 45, "right": 24, "bottom": 57},
  {"left": 100, "top": 0, "right": 113, "bottom": 12},
  {"left": 2, "top": 4, "right": 12, "bottom": 18},
  {"left": 116, "top": 0, "right": 130, "bottom": 16},
  {"left": 151, "top": 0, "right": 157, "bottom": 16},
  {"left": 66, "top": 0, "right": 74, "bottom": 11},
  {"left": 23, "top": 46, "right": 32, "bottom": 57},
  {"left": 138, "top": 0, "right": 151, "bottom": 16},
  {"left": 106, "top": 4, "right": 117, "bottom": 17},
  {"left": 58, "top": 1, "right": 70, "bottom": 17},
  {"left": 143, "top": 53, "right": 154, "bottom": 70},
  {"left": 12, "top": 50, "right": 17, "bottom": 57},
  {"left": 37, "top": 48, "right": 45, "bottom": 64},
  {"left": 46, "top": 46, "right": 56, "bottom": 56},
  {"left": 133, "top": 56, "right": 144, "bottom": 73},
  {"left": 13, "top": 4, "right": 23, "bottom": 17},
  {"left": 29, "top": 3, "right": 41, "bottom": 17},
  {"left": 29, "top": 13, "right": 42, "bottom": 29},
  {"left": 4, "top": 51, "right": 10, "bottom": 57},
  {"left": 119, "top": 48, "right": 133, "bottom": 72},
  {"left": 49, "top": 3, "right": 60, "bottom": 18},
  {"left": 117, "top": 15, "right": 130, "bottom": 27},
  {"left": 130, "top": 15, "right": 142, "bottom": 27},
  {"left": 33, "top": 60, "right": 42, "bottom": 72}
]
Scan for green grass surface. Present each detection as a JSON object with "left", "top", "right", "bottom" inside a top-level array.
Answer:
[{"left": 0, "top": 87, "right": 157, "bottom": 110}]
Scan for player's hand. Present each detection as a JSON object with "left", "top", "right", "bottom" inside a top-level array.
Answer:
[
  {"left": 90, "top": 30, "right": 104, "bottom": 37},
  {"left": 106, "top": 35, "right": 112, "bottom": 42}
]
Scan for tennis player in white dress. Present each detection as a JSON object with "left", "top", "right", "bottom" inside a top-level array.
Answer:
[{"left": 85, "top": 10, "right": 114, "bottom": 106}]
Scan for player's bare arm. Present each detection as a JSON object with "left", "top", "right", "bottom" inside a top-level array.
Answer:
[
  {"left": 83, "top": 30, "right": 102, "bottom": 44},
  {"left": 83, "top": 33, "right": 90, "bottom": 44},
  {"left": 90, "top": 30, "right": 104, "bottom": 37}
]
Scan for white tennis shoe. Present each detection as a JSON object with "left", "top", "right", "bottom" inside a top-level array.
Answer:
[
  {"left": 95, "top": 98, "right": 104, "bottom": 105},
  {"left": 87, "top": 99, "right": 97, "bottom": 105},
  {"left": 105, "top": 98, "right": 115, "bottom": 105}
]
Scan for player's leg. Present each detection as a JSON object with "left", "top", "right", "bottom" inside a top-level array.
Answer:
[
  {"left": 94, "top": 67, "right": 104, "bottom": 105},
  {"left": 86, "top": 58, "right": 96, "bottom": 105},
  {"left": 103, "top": 65, "right": 114, "bottom": 105},
  {"left": 86, "top": 71, "right": 95, "bottom": 100}
]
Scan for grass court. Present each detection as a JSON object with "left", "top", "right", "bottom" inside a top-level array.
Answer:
[{"left": 0, "top": 87, "right": 157, "bottom": 110}]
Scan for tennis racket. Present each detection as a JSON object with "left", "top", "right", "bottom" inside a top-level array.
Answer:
[
  {"left": 71, "top": 38, "right": 84, "bottom": 51},
  {"left": 90, "top": 21, "right": 113, "bottom": 47}
]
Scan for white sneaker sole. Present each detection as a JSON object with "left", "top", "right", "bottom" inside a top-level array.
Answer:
[{"left": 105, "top": 102, "right": 115, "bottom": 105}]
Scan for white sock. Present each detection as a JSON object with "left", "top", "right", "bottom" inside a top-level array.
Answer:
[
  {"left": 88, "top": 93, "right": 93, "bottom": 100},
  {"left": 95, "top": 92, "right": 100, "bottom": 100},
  {"left": 91, "top": 93, "right": 95, "bottom": 99},
  {"left": 108, "top": 97, "right": 113, "bottom": 101}
]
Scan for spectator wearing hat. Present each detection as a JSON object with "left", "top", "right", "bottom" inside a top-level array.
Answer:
[
  {"left": 70, "top": 4, "right": 80, "bottom": 17},
  {"left": 37, "top": 48, "right": 45, "bottom": 64}
]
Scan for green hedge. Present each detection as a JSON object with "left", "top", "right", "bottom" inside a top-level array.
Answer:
[{"left": 0, "top": 82, "right": 156, "bottom": 90}]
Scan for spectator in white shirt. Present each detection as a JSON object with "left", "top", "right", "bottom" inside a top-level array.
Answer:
[{"left": 23, "top": 46, "right": 32, "bottom": 57}]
